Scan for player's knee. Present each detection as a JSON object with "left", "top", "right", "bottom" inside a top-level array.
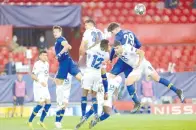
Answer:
[
  {"left": 108, "top": 73, "right": 116, "bottom": 79},
  {"left": 91, "top": 91, "right": 97, "bottom": 97},
  {"left": 82, "top": 89, "right": 89, "bottom": 96},
  {"left": 151, "top": 73, "right": 160, "bottom": 82},
  {"left": 125, "top": 77, "right": 136, "bottom": 86},
  {"left": 75, "top": 73, "right": 82, "bottom": 81}
]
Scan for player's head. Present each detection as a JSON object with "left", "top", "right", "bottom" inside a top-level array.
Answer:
[
  {"left": 100, "top": 39, "right": 109, "bottom": 52},
  {"left": 39, "top": 50, "right": 48, "bottom": 62},
  {"left": 17, "top": 73, "right": 23, "bottom": 81},
  {"left": 113, "top": 40, "right": 123, "bottom": 54},
  {"left": 53, "top": 26, "right": 62, "bottom": 38},
  {"left": 107, "top": 22, "right": 121, "bottom": 36},
  {"left": 84, "top": 19, "right": 96, "bottom": 30}
]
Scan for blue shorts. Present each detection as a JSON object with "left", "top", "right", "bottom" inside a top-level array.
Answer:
[
  {"left": 110, "top": 58, "right": 133, "bottom": 78},
  {"left": 56, "top": 57, "right": 80, "bottom": 79},
  {"left": 13, "top": 97, "right": 24, "bottom": 106}
]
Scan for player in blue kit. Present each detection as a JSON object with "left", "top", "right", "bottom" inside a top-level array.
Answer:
[
  {"left": 53, "top": 26, "right": 83, "bottom": 128},
  {"left": 107, "top": 22, "right": 142, "bottom": 113}
]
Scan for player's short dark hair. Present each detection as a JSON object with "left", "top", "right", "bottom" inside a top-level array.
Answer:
[
  {"left": 53, "top": 25, "right": 62, "bottom": 32},
  {"left": 100, "top": 39, "right": 109, "bottom": 51},
  {"left": 113, "top": 40, "right": 122, "bottom": 47},
  {"left": 85, "top": 19, "right": 96, "bottom": 26},
  {"left": 107, "top": 22, "right": 120, "bottom": 32},
  {"left": 39, "top": 50, "right": 47, "bottom": 55}
]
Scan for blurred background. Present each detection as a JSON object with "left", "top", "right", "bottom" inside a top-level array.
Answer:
[{"left": 0, "top": 0, "right": 196, "bottom": 117}]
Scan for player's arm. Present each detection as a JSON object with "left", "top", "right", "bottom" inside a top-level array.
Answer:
[
  {"left": 31, "top": 73, "right": 39, "bottom": 82},
  {"left": 109, "top": 48, "right": 115, "bottom": 62},
  {"left": 136, "top": 49, "right": 145, "bottom": 66},
  {"left": 79, "top": 31, "right": 89, "bottom": 60},
  {"left": 60, "top": 41, "right": 72, "bottom": 54},
  {"left": 31, "top": 63, "right": 46, "bottom": 87},
  {"left": 134, "top": 34, "right": 142, "bottom": 49},
  {"left": 79, "top": 40, "right": 87, "bottom": 60}
]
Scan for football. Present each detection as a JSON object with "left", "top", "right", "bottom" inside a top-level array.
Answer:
[{"left": 134, "top": 3, "right": 146, "bottom": 15}]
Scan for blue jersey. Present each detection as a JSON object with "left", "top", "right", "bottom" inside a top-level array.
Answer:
[
  {"left": 55, "top": 36, "right": 80, "bottom": 79},
  {"left": 110, "top": 30, "right": 142, "bottom": 61},
  {"left": 55, "top": 36, "right": 69, "bottom": 61}
]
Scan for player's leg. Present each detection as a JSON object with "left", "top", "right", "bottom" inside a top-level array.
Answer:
[
  {"left": 28, "top": 103, "right": 43, "bottom": 122},
  {"left": 125, "top": 66, "right": 141, "bottom": 113},
  {"left": 68, "top": 58, "right": 89, "bottom": 118},
  {"left": 56, "top": 80, "right": 71, "bottom": 129},
  {"left": 39, "top": 99, "right": 51, "bottom": 123},
  {"left": 89, "top": 98, "right": 112, "bottom": 129},
  {"left": 101, "top": 68, "right": 108, "bottom": 93},
  {"left": 91, "top": 90, "right": 98, "bottom": 119},
  {"left": 11, "top": 98, "right": 17, "bottom": 117},
  {"left": 109, "top": 58, "right": 125, "bottom": 79},
  {"left": 19, "top": 97, "right": 24, "bottom": 117},
  {"left": 146, "top": 61, "right": 185, "bottom": 102}
]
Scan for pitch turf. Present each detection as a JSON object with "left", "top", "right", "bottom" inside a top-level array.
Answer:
[{"left": 1, "top": 115, "right": 196, "bottom": 130}]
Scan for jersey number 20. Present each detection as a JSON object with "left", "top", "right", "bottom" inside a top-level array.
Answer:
[{"left": 91, "top": 55, "right": 104, "bottom": 69}]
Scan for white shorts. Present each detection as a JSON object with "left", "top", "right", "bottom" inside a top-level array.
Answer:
[
  {"left": 56, "top": 80, "right": 71, "bottom": 108},
  {"left": 33, "top": 84, "right": 50, "bottom": 102},
  {"left": 128, "top": 59, "right": 155, "bottom": 80},
  {"left": 82, "top": 69, "right": 101, "bottom": 92},
  {"left": 141, "top": 97, "right": 153, "bottom": 103},
  {"left": 97, "top": 93, "right": 113, "bottom": 108}
]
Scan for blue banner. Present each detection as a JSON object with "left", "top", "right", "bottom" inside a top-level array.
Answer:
[
  {"left": 0, "top": 5, "right": 81, "bottom": 27},
  {"left": 0, "top": 72, "right": 196, "bottom": 103}
]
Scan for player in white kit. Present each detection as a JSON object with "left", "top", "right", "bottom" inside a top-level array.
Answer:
[
  {"left": 79, "top": 19, "right": 109, "bottom": 121},
  {"left": 28, "top": 51, "right": 51, "bottom": 130},
  {"left": 75, "top": 39, "right": 110, "bottom": 130},
  {"left": 113, "top": 41, "right": 185, "bottom": 103},
  {"left": 55, "top": 74, "right": 72, "bottom": 129},
  {"left": 89, "top": 74, "right": 122, "bottom": 129},
  {"left": 75, "top": 74, "right": 122, "bottom": 130}
]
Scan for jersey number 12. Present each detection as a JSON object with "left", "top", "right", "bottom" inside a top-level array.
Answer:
[{"left": 91, "top": 55, "right": 104, "bottom": 69}]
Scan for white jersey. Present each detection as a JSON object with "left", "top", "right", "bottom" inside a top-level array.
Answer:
[
  {"left": 97, "top": 75, "right": 122, "bottom": 101},
  {"left": 82, "top": 27, "right": 105, "bottom": 49},
  {"left": 86, "top": 44, "right": 109, "bottom": 72},
  {"left": 32, "top": 60, "right": 49, "bottom": 87},
  {"left": 117, "top": 44, "right": 140, "bottom": 69}
]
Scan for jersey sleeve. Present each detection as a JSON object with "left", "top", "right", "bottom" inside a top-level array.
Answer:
[
  {"left": 82, "top": 30, "right": 89, "bottom": 42},
  {"left": 133, "top": 34, "right": 142, "bottom": 49},
  {"left": 32, "top": 62, "right": 39, "bottom": 75},
  {"left": 115, "top": 35, "right": 122, "bottom": 43},
  {"left": 109, "top": 48, "right": 115, "bottom": 61}
]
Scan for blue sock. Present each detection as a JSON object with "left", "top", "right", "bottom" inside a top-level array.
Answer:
[
  {"left": 81, "top": 96, "right": 87, "bottom": 117},
  {"left": 56, "top": 110, "right": 61, "bottom": 122},
  {"left": 59, "top": 109, "right": 65, "bottom": 122},
  {"left": 127, "top": 85, "right": 140, "bottom": 103},
  {"left": 92, "top": 97, "right": 98, "bottom": 115},
  {"left": 85, "top": 108, "right": 94, "bottom": 119},
  {"left": 40, "top": 104, "right": 51, "bottom": 122},
  {"left": 101, "top": 73, "right": 108, "bottom": 93},
  {"left": 29, "top": 105, "right": 42, "bottom": 122},
  {"left": 99, "top": 112, "right": 110, "bottom": 121},
  {"left": 159, "top": 78, "right": 177, "bottom": 93}
]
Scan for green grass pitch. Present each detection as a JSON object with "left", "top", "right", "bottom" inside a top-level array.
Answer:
[{"left": 1, "top": 115, "right": 196, "bottom": 130}]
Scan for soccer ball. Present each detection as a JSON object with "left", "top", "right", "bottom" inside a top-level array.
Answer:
[{"left": 134, "top": 3, "right": 146, "bottom": 15}]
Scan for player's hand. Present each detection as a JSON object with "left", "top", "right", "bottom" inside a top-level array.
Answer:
[
  {"left": 104, "top": 93, "right": 108, "bottom": 100},
  {"left": 56, "top": 53, "right": 62, "bottom": 60},
  {"left": 13, "top": 96, "right": 16, "bottom": 100},
  {"left": 25, "top": 95, "right": 28, "bottom": 99},
  {"left": 40, "top": 82, "right": 47, "bottom": 87}
]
